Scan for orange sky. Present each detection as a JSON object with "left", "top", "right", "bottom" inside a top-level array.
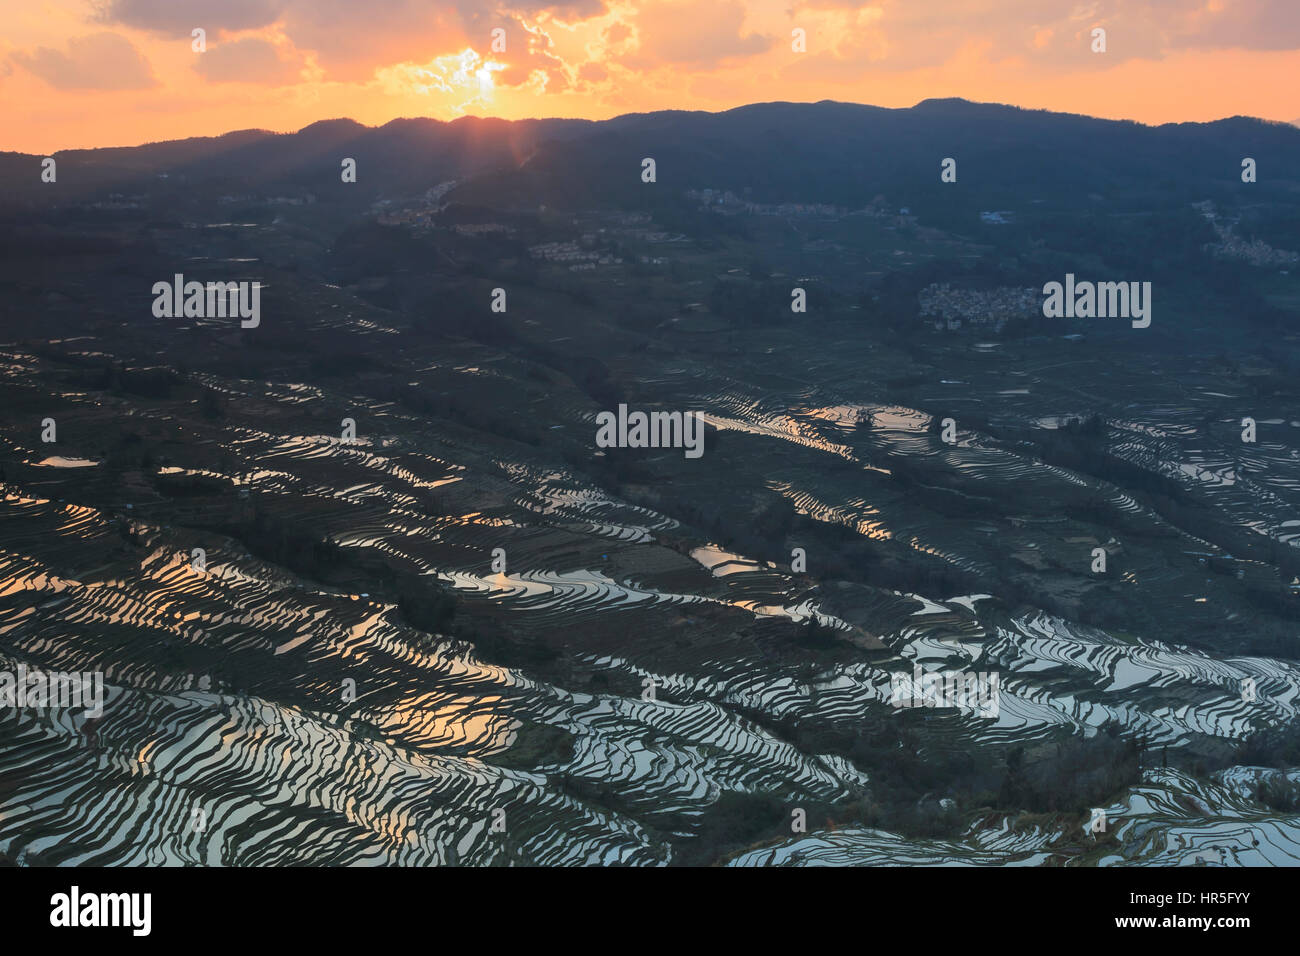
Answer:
[{"left": 2, "top": 0, "right": 1299, "bottom": 153}]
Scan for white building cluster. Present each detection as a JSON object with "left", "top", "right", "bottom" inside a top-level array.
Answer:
[{"left": 918, "top": 282, "right": 1039, "bottom": 330}]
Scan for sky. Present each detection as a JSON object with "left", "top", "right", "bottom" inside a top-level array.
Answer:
[{"left": 2, "top": 0, "right": 1299, "bottom": 153}]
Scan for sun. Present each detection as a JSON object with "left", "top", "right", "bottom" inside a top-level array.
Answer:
[
  {"left": 376, "top": 48, "right": 508, "bottom": 111},
  {"left": 443, "top": 49, "right": 506, "bottom": 99}
]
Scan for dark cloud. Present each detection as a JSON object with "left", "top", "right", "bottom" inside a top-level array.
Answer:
[
  {"left": 794, "top": 0, "right": 1300, "bottom": 73},
  {"left": 10, "top": 31, "right": 156, "bottom": 89},
  {"left": 1174, "top": 0, "right": 1300, "bottom": 52},
  {"left": 92, "top": 0, "right": 607, "bottom": 81},
  {"left": 94, "top": 0, "right": 287, "bottom": 38}
]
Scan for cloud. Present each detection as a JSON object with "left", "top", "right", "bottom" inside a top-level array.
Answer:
[
  {"left": 626, "top": 0, "right": 773, "bottom": 68},
  {"left": 192, "top": 36, "right": 301, "bottom": 84},
  {"left": 94, "top": 0, "right": 287, "bottom": 38},
  {"left": 789, "top": 0, "right": 1300, "bottom": 72},
  {"left": 375, "top": 48, "right": 507, "bottom": 114},
  {"left": 9, "top": 32, "right": 156, "bottom": 89},
  {"left": 1169, "top": 0, "right": 1300, "bottom": 52},
  {"left": 83, "top": 0, "right": 1300, "bottom": 91},
  {"left": 489, "top": 20, "right": 571, "bottom": 92},
  {"left": 93, "top": 0, "right": 607, "bottom": 80},
  {"left": 278, "top": 1, "right": 601, "bottom": 80}
]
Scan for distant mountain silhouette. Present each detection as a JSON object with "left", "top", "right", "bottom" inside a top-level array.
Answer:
[
  {"left": 0, "top": 115, "right": 594, "bottom": 202},
  {"left": 3, "top": 99, "right": 1298, "bottom": 216},
  {"left": 452, "top": 99, "right": 1300, "bottom": 218}
]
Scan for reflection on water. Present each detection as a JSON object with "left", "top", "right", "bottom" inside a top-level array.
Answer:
[{"left": 31, "top": 457, "right": 98, "bottom": 468}]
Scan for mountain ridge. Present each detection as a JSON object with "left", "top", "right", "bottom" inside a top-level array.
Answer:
[{"left": 3, "top": 97, "right": 1298, "bottom": 214}]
